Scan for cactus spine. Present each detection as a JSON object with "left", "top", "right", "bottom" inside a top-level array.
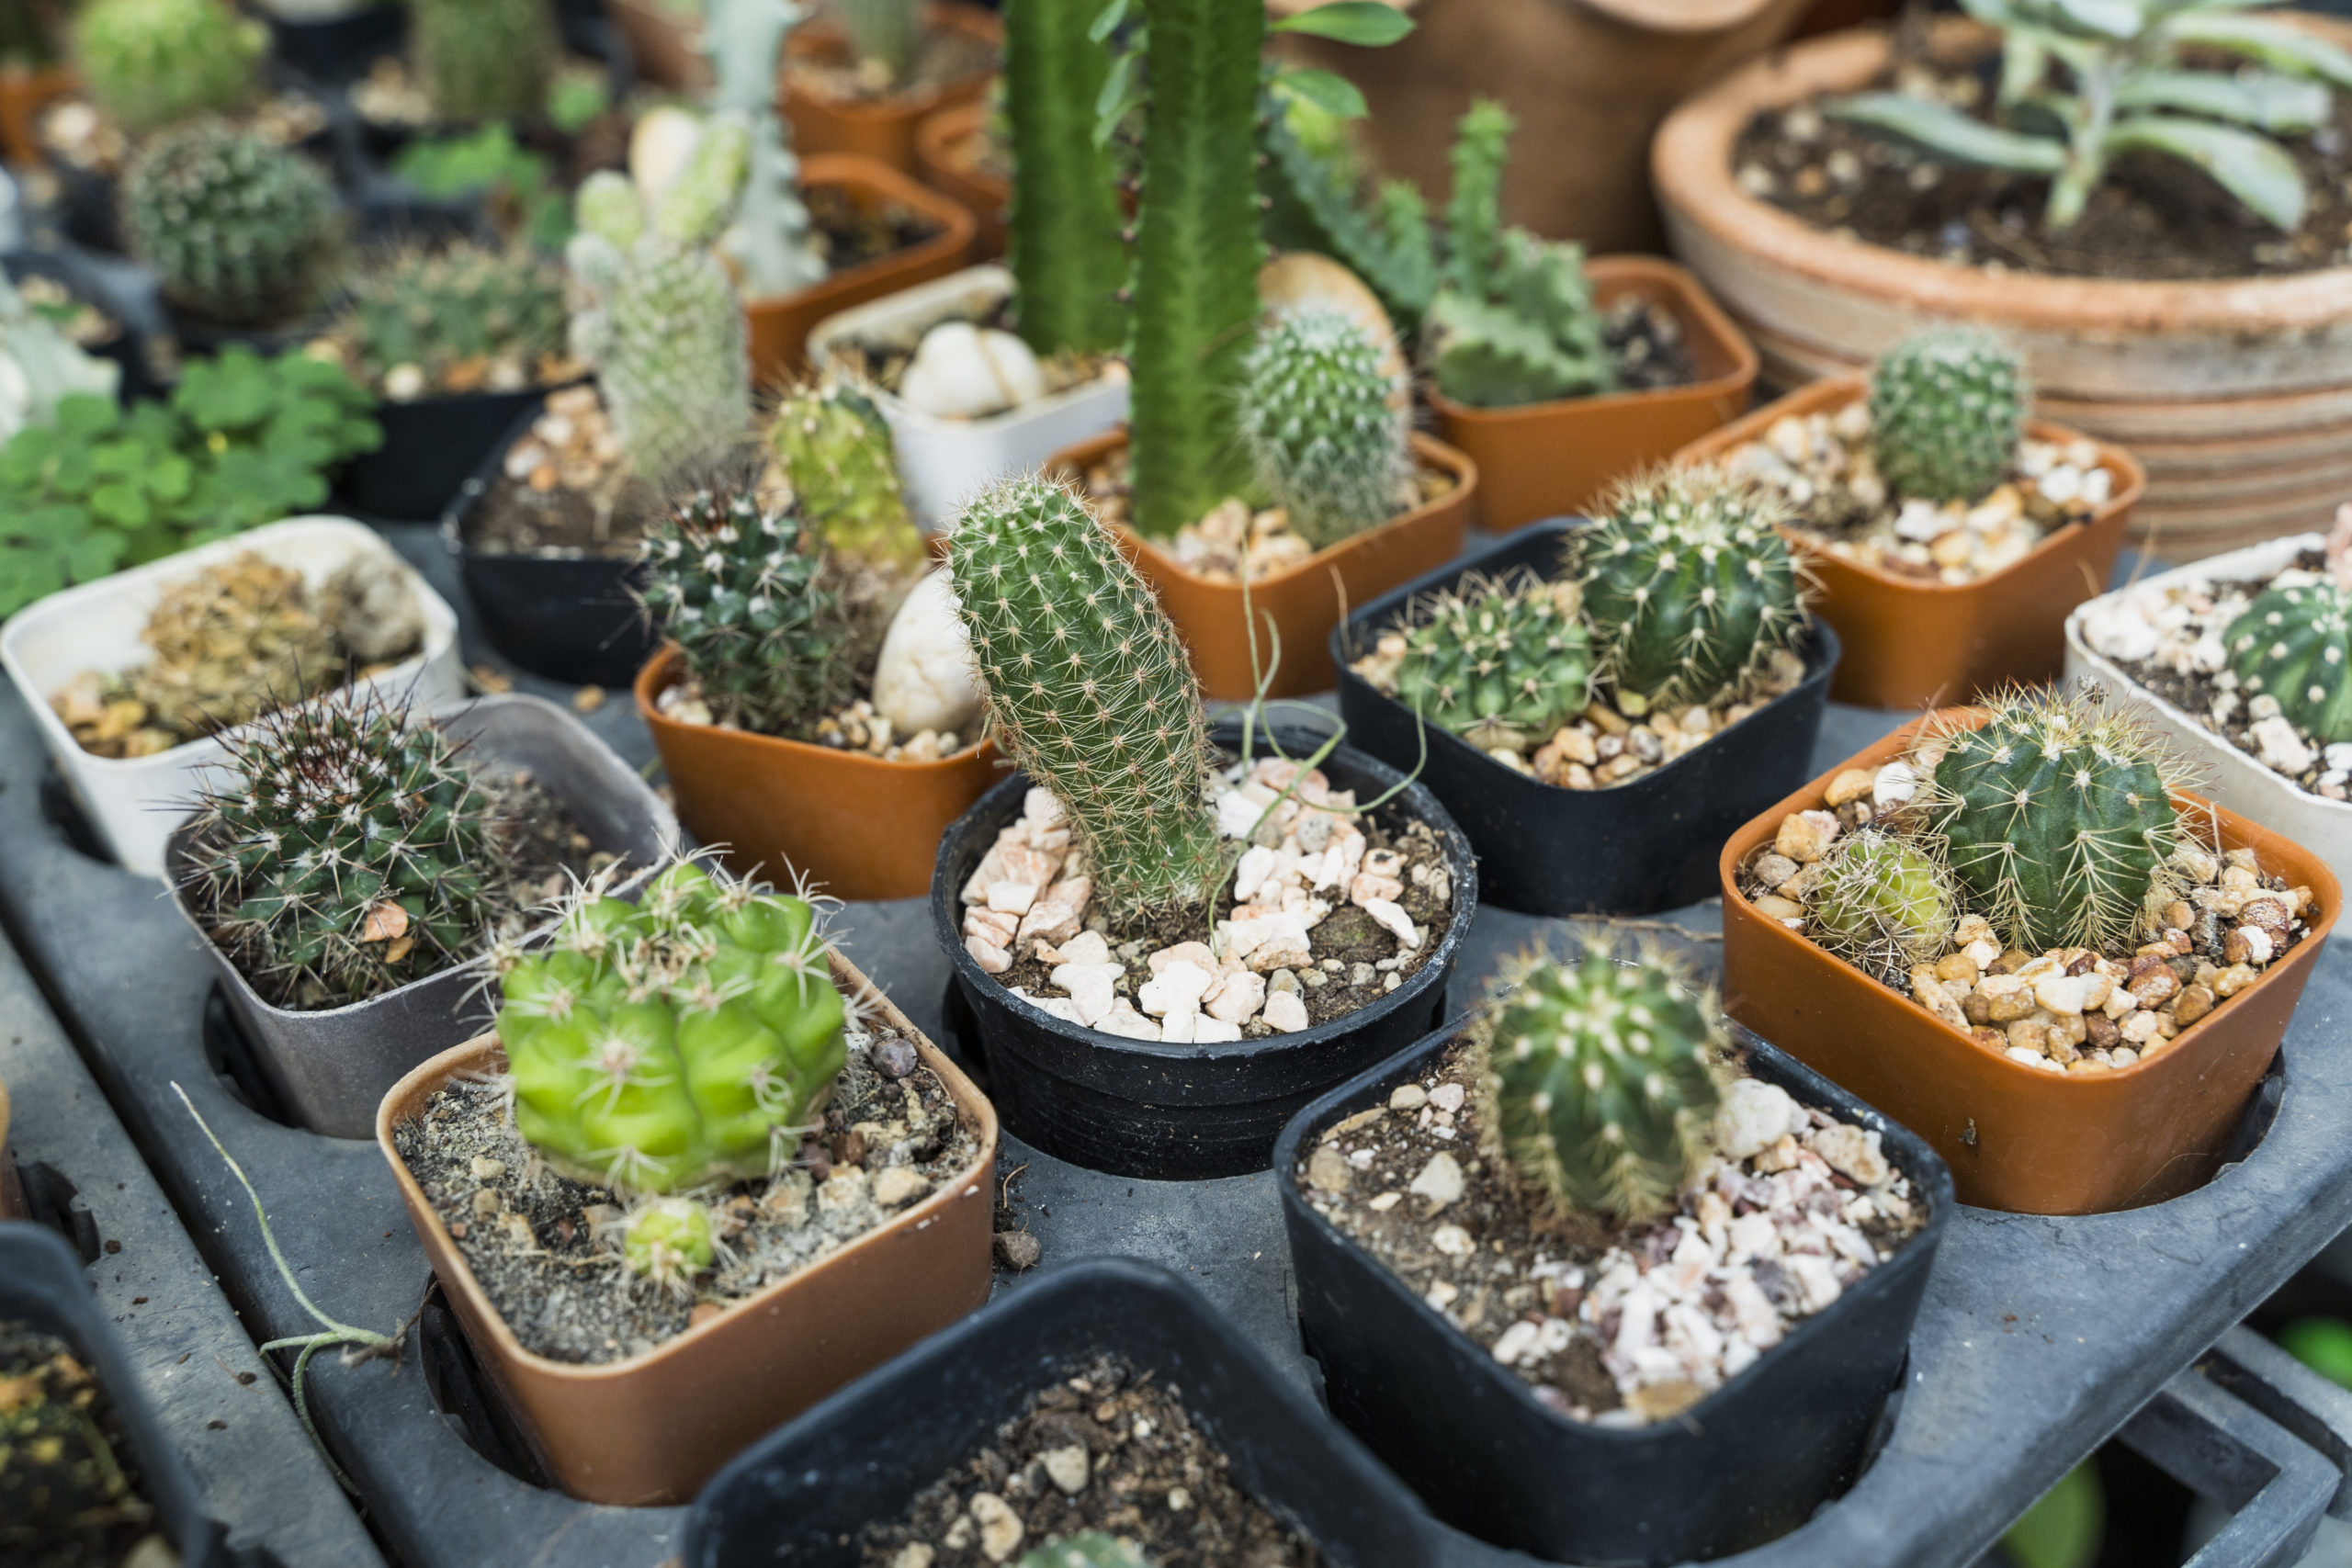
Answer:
[
  {"left": 411, "top": 0, "right": 558, "bottom": 122},
  {"left": 1234, "top": 305, "right": 1411, "bottom": 551},
  {"left": 2227, "top": 581, "right": 2352, "bottom": 746},
  {"left": 73, "top": 0, "right": 260, "bottom": 135},
  {"left": 950, "top": 476, "right": 1227, "bottom": 922},
  {"left": 338, "top": 242, "right": 568, "bottom": 396},
  {"left": 1014, "top": 1538, "right": 1151, "bottom": 1568},
  {"left": 769, "top": 381, "right": 923, "bottom": 573},
  {"left": 1808, "top": 830, "right": 1957, "bottom": 978},
  {"left": 1869, "top": 327, "right": 2029, "bottom": 504},
  {"left": 1481, "top": 940, "right": 1723, "bottom": 1226},
  {"left": 707, "top": 0, "right": 827, "bottom": 299},
  {"left": 1578, "top": 468, "right": 1805, "bottom": 711},
  {"left": 121, "top": 122, "right": 339, "bottom": 327},
  {"left": 1392, "top": 571, "right": 1589, "bottom": 751},
  {"left": 1003, "top": 0, "right": 1127, "bottom": 355}
]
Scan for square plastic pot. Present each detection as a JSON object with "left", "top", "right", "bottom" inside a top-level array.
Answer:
[
  {"left": 682, "top": 1257, "right": 1442, "bottom": 1568},
  {"left": 1046, "top": 428, "right": 1479, "bottom": 700},
  {"left": 929, "top": 716, "right": 1478, "bottom": 1180},
  {"left": 1678, "top": 377, "right": 2148, "bottom": 711},
  {"left": 806, "top": 264, "right": 1128, "bottom": 528},
  {"left": 376, "top": 948, "right": 1000, "bottom": 1506},
  {"left": 1274, "top": 1017, "right": 1952, "bottom": 1567},
  {"left": 1718, "top": 712, "right": 2344, "bottom": 1214},
  {"left": 1428, "top": 254, "right": 1759, "bottom": 534},
  {"left": 338, "top": 378, "right": 574, "bottom": 524},
  {"left": 163, "top": 692, "right": 681, "bottom": 1139},
  {"left": 780, "top": 2, "right": 1000, "bottom": 175},
  {"left": 0, "top": 515, "right": 465, "bottom": 878},
  {"left": 1330, "top": 519, "right": 1839, "bottom": 916},
  {"left": 912, "top": 99, "right": 1005, "bottom": 258}
]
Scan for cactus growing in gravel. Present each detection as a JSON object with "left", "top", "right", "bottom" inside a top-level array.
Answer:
[
  {"left": 2227, "top": 581, "right": 2352, "bottom": 746},
  {"left": 411, "top": 0, "right": 558, "bottom": 121},
  {"left": 1869, "top": 327, "right": 2028, "bottom": 505},
  {"left": 949, "top": 476, "right": 1227, "bottom": 922},
  {"left": 338, "top": 242, "right": 568, "bottom": 396},
  {"left": 1003, "top": 0, "right": 1126, "bottom": 355},
  {"left": 74, "top": 0, "right": 261, "bottom": 135},
  {"left": 1808, "top": 831, "right": 1957, "bottom": 977},
  {"left": 130, "top": 553, "right": 337, "bottom": 738},
  {"left": 1015, "top": 1539, "right": 1151, "bottom": 1568},
  {"left": 769, "top": 380, "right": 922, "bottom": 573},
  {"left": 1578, "top": 468, "right": 1806, "bottom": 712},
  {"left": 1392, "top": 572, "right": 1589, "bottom": 750},
  {"left": 707, "top": 0, "right": 827, "bottom": 299},
  {"left": 1235, "top": 305, "right": 1412, "bottom": 551},
  {"left": 1924, "top": 689, "right": 2187, "bottom": 954},
  {"left": 122, "top": 122, "right": 339, "bottom": 327},
  {"left": 1481, "top": 941, "right": 1724, "bottom": 1226}
]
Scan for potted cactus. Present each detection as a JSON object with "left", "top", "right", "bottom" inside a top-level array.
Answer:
[
  {"left": 1276, "top": 930, "right": 1951, "bottom": 1566},
  {"left": 928, "top": 474, "right": 1478, "bottom": 1179},
  {"left": 347, "top": 0, "right": 623, "bottom": 159},
  {"left": 1681, "top": 328, "right": 2147, "bottom": 710},
  {"left": 780, "top": 0, "right": 1001, "bottom": 175},
  {"left": 119, "top": 118, "right": 342, "bottom": 343},
  {"left": 1332, "top": 467, "right": 1838, "bottom": 916},
  {"left": 379, "top": 858, "right": 998, "bottom": 1505},
  {"left": 1721, "top": 689, "right": 2342, "bottom": 1213}
]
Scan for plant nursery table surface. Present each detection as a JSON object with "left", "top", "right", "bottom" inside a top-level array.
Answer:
[{"left": 4, "top": 524, "right": 2351, "bottom": 1568}]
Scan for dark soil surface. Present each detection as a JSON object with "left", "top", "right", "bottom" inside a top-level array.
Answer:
[
  {"left": 0, "top": 1322, "right": 162, "bottom": 1568},
  {"left": 1604, "top": 297, "right": 1699, "bottom": 393},
  {"left": 808, "top": 181, "right": 940, "bottom": 278},
  {"left": 855, "top": 1354, "right": 1315, "bottom": 1568},
  {"left": 464, "top": 471, "right": 655, "bottom": 558}
]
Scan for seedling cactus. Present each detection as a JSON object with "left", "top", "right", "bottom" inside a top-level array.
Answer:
[
  {"left": 2227, "top": 581, "right": 2352, "bottom": 746},
  {"left": 74, "top": 0, "right": 261, "bottom": 135},
  {"left": 1002, "top": 0, "right": 1126, "bottom": 355},
  {"left": 1869, "top": 327, "right": 2029, "bottom": 505},
  {"left": 1392, "top": 571, "right": 1589, "bottom": 751},
  {"left": 1014, "top": 1538, "right": 1150, "bottom": 1568},
  {"left": 1235, "top": 305, "right": 1412, "bottom": 551},
  {"left": 338, "top": 242, "right": 567, "bottom": 396},
  {"left": 769, "top": 380, "right": 923, "bottom": 573},
  {"left": 411, "top": 0, "right": 558, "bottom": 121},
  {"left": 618, "top": 1197, "right": 717, "bottom": 1296},
  {"left": 122, "top": 122, "right": 339, "bottom": 327},
  {"left": 1809, "top": 830, "right": 1958, "bottom": 978}
]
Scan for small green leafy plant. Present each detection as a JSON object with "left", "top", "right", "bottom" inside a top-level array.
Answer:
[{"left": 391, "top": 125, "right": 573, "bottom": 251}]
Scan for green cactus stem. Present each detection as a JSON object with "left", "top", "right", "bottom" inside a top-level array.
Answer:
[
  {"left": 619, "top": 1196, "right": 717, "bottom": 1295},
  {"left": 1391, "top": 570, "right": 1589, "bottom": 751},
  {"left": 769, "top": 380, "right": 923, "bottom": 573},
  {"left": 1014, "top": 1537, "right": 1151, "bottom": 1568},
  {"left": 1808, "top": 830, "right": 1958, "bottom": 978},
  {"left": 73, "top": 0, "right": 261, "bottom": 135},
  {"left": 1869, "top": 327, "right": 2029, "bottom": 505},
  {"left": 1003, "top": 0, "right": 1127, "bottom": 355},
  {"left": 1234, "top": 305, "right": 1410, "bottom": 551},
  {"left": 336, "top": 242, "right": 568, "bottom": 396},
  {"left": 411, "top": 0, "right": 558, "bottom": 121},
  {"left": 1259, "top": 85, "right": 1438, "bottom": 328},
  {"left": 707, "top": 0, "right": 827, "bottom": 298},
  {"left": 2227, "top": 580, "right": 2352, "bottom": 746},
  {"left": 121, "top": 122, "right": 339, "bottom": 328}
]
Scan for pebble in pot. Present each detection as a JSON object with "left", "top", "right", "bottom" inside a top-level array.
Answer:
[{"left": 899, "top": 320, "right": 1047, "bottom": 419}]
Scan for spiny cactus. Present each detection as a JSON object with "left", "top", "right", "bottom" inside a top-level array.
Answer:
[
  {"left": 707, "top": 0, "right": 827, "bottom": 299},
  {"left": 182, "top": 692, "right": 503, "bottom": 1010},
  {"left": 73, "top": 0, "right": 260, "bottom": 136},
  {"left": 1808, "top": 830, "right": 1957, "bottom": 977},
  {"left": 1014, "top": 1537, "right": 1151, "bottom": 1568},
  {"left": 1480, "top": 939, "right": 1724, "bottom": 1227},
  {"left": 337, "top": 242, "right": 568, "bottom": 395},
  {"left": 122, "top": 122, "right": 338, "bottom": 328},
  {"left": 130, "top": 553, "right": 337, "bottom": 739},
  {"left": 950, "top": 476, "right": 1227, "bottom": 923},
  {"left": 1004, "top": 0, "right": 1127, "bottom": 355},
  {"left": 618, "top": 1196, "right": 716, "bottom": 1296},
  {"left": 1234, "top": 305, "right": 1412, "bottom": 552},
  {"left": 2227, "top": 581, "right": 2352, "bottom": 746},
  {"left": 1869, "top": 327, "right": 2029, "bottom": 504},
  {"left": 769, "top": 381, "right": 923, "bottom": 573},
  {"left": 1391, "top": 571, "right": 1589, "bottom": 751},
  {"left": 835, "top": 0, "right": 921, "bottom": 87},
  {"left": 1578, "top": 468, "right": 1806, "bottom": 712},
  {"left": 1260, "top": 85, "right": 1439, "bottom": 329},
  {"left": 1924, "top": 689, "right": 2188, "bottom": 954},
  {"left": 411, "top": 0, "right": 558, "bottom": 121}
]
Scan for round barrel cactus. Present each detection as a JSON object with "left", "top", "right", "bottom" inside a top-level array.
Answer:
[
  {"left": 2226, "top": 580, "right": 2352, "bottom": 746},
  {"left": 121, "top": 121, "right": 338, "bottom": 327},
  {"left": 1868, "top": 326, "right": 2028, "bottom": 505},
  {"left": 1235, "top": 304, "right": 1412, "bottom": 551},
  {"left": 1391, "top": 572, "right": 1589, "bottom": 750},
  {"left": 1809, "top": 830, "right": 1957, "bottom": 974}
]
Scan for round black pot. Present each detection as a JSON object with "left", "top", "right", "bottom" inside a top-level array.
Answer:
[
  {"left": 1329, "top": 517, "right": 1840, "bottom": 918},
  {"left": 931, "top": 715, "right": 1479, "bottom": 1181},
  {"left": 338, "top": 380, "right": 558, "bottom": 522},
  {"left": 1273, "top": 1015, "right": 1954, "bottom": 1567},
  {"left": 266, "top": 4, "right": 405, "bottom": 86}
]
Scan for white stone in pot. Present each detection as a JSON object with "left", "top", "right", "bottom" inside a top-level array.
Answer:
[
  {"left": 872, "top": 570, "right": 982, "bottom": 737},
  {"left": 899, "top": 322, "right": 1047, "bottom": 420}
]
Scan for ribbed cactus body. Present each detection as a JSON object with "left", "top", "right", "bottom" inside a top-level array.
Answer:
[
  {"left": 1014, "top": 1538, "right": 1150, "bottom": 1568},
  {"left": 771, "top": 381, "right": 922, "bottom": 572},
  {"left": 74, "top": 0, "right": 260, "bottom": 135},
  {"left": 1869, "top": 327, "right": 2028, "bottom": 503},
  {"left": 620, "top": 1196, "right": 715, "bottom": 1292},
  {"left": 1809, "top": 830, "right": 1956, "bottom": 972},
  {"left": 412, "top": 0, "right": 557, "bottom": 121},
  {"left": 1260, "top": 94, "right": 1438, "bottom": 329},
  {"left": 498, "top": 862, "right": 848, "bottom": 1194},
  {"left": 1235, "top": 306, "right": 1411, "bottom": 551},
  {"left": 950, "top": 477, "right": 1226, "bottom": 923},
  {"left": 1004, "top": 0, "right": 1127, "bottom": 355},
  {"left": 1927, "top": 691, "right": 2182, "bottom": 953},
  {"left": 1392, "top": 573, "right": 1589, "bottom": 750},
  {"left": 2227, "top": 581, "right": 2352, "bottom": 746},
  {"left": 122, "top": 122, "right": 338, "bottom": 327},
  {"left": 340, "top": 243, "right": 567, "bottom": 393},
  {"left": 131, "top": 553, "right": 335, "bottom": 738}
]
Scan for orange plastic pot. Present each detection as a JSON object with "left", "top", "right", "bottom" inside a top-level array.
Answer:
[
  {"left": 1047, "top": 429, "right": 1479, "bottom": 700},
  {"left": 0, "top": 64, "right": 72, "bottom": 164},
  {"left": 745, "top": 153, "right": 976, "bottom": 385},
  {"left": 1677, "top": 378, "right": 2148, "bottom": 710},
  {"left": 913, "top": 98, "right": 1005, "bottom": 260},
  {"left": 635, "top": 644, "right": 1001, "bottom": 901},
  {"left": 609, "top": 0, "right": 711, "bottom": 91},
  {"left": 1429, "top": 255, "right": 1758, "bottom": 533},
  {"left": 1719, "top": 713, "right": 2341, "bottom": 1215},
  {"left": 781, "top": 2, "right": 1000, "bottom": 175},
  {"left": 377, "top": 953, "right": 998, "bottom": 1506}
]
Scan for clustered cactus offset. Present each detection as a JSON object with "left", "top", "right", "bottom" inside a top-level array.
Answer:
[
  {"left": 338, "top": 242, "right": 568, "bottom": 397},
  {"left": 121, "top": 121, "right": 339, "bottom": 328},
  {"left": 1234, "top": 304, "right": 1412, "bottom": 551},
  {"left": 410, "top": 0, "right": 559, "bottom": 121},
  {"left": 1807, "top": 830, "right": 1958, "bottom": 980},
  {"left": 769, "top": 380, "right": 923, "bottom": 573},
  {"left": 1391, "top": 571, "right": 1589, "bottom": 751},
  {"left": 2227, "top": 580, "right": 2352, "bottom": 746},
  {"left": 73, "top": 0, "right": 261, "bottom": 135},
  {"left": 1868, "top": 327, "right": 2029, "bottom": 505},
  {"left": 1014, "top": 1538, "right": 1151, "bottom": 1568}
]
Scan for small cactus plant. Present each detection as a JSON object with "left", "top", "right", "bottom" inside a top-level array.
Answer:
[
  {"left": 1003, "top": 0, "right": 1126, "bottom": 355},
  {"left": 1808, "top": 830, "right": 1958, "bottom": 978},
  {"left": 949, "top": 476, "right": 1227, "bottom": 923},
  {"left": 1014, "top": 1538, "right": 1151, "bottom": 1568},
  {"left": 1577, "top": 468, "right": 1806, "bottom": 713},
  {"left": 618, "top": 1198, "right": 716, "bottom": 1295},
  {"left": 1234, "top": 305, "right": 1413, "bottom": 552},
  {"left": 122, "top": 122, "right": 339, "bottom": 328},
  {"left": 1923, "top": 689, "right": 2188, "bottom": 953},
  {"left": 1391, "top": 571, "right": 1589, "bottom": 751},
  {"left": 336, "top": 242, "right": 568, "bottom": 398},
  {"left": 768, "top": 381, "right": 923, "bottom": 573},
  {"left": 73, "top": 0, "right": 261, "bottom": 136},
  {"left": 411, "top": 0, "right": 559, "bottom": 121},
  {"left": 2227, "top": 581, "right": 2352, "bottom": 746},
  {"left": 1868, "top": 327, "right": 2029, "bottom": 505},
  {"left": 1480, "top": 939, "right": 1724, "bottom": 1226}
]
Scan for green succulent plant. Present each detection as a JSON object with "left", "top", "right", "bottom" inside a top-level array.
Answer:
[
  {"left": 2227, "top": 580, "right": 2352, "bottom": 746},
  {"left": 391, "top": 126, "right": 572, "bottom": 252},
  {"left": 121, "top": 120, "right": 340, "bottom": 328},
  {"left": 1391, "top": 571, "right": 1589, "bottom": 751},
  {"left": 336, "top": 242, "right": 569, "bottom": 396},
  {"left": 1808, "top": 829, "right": 1959, "bottom": 976},
  {"left": 1015, "top": 1538, "right": 1151, "bottom": 1568},
  {"left": 1259, "top": 79, "right": 1438, "bottom": 329},
  {"left": 73, "top": 0, "right": 261, "bottom": 135},
  {"left": 1869, "top": 327, "right": 2030, "bottom": 505},
  {"left": 769, "top": 380, "right": 922, "bottom": 573},
  {"left": 1003, "top": 0, "right": 1126, "bottom": 355},
  {"left": 1234, "top": 304, "right": 1411, "bottom": 551},
  {"left": 411, "top": 0, "right": 558, "bottom": 121}
]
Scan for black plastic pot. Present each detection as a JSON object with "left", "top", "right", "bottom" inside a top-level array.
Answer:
[
  {"left": 355, "top": 12, "right": 634, "bottom": 168},
  {"left": 1330, "top": 518, "right": 1840, "bottom": 917},
  {"left": 683, "top": 1258, "right": 1442, "bottom": 1568},
  {"left": 932, "top": 714, "right": 1478, "bottom": 1181},
  {"left": 266, "top": 3, "right": 406, "bottom": 86},
  {"left": 0, "top": 1222, "right": 224, "bottom": 1566},
  {"left": 339, "top": 380, "right": 558, "bottom": 522},
  {"left": 1274, "top": 1015, "right": 1954, "bottom": 1567}
]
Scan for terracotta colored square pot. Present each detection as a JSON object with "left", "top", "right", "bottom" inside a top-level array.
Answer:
[
  {"left": 635, "top": 643, "right": 1001, "bottom": 901},
  {"left": 376, "top": 949, "right": 1000, "bottom": 1506},
  {"left": 0, "top": 63, "right": 73, "bottom": 164},
  {"left": 1046, "top": 428, "right": 1479, "bottom": 699},
  {"left": 1677, "top": 377, "right": 2148, "bottom": 711},
  {"left": 780, "top": 2, "right": 1000, "bottom": 175},
  {"left": 745, "top": 154, "right": 977, "bottom": 385},
  {"left": 913, "top": 98, "right": 1005, "bottom": 259},
  {"left": 1718, "top": 712, "right": 2341, "bottom": 1215},
  {"left": 1428, "top": 255, "right": 1758, "bottom": 534}
]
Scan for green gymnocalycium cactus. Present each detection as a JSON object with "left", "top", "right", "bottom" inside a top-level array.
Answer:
[
  {"left": 769, "top": 380, "right": 923, "bottom": 573},
  {"left": 1809, "top": 830, "right": 1957, "bottom": 975},
  {"left": 122, "top": 121, "right": 340, "bottom": 328},
  {"left": 1235, "top": 305, "right": 1412, "bottom": 552},
  {"left": 1869, "top": 326, "right": 2029, "bottom": 505},
  {"left": 74, "top": 0, "right": 261, "bottom": 135},
  {"left": 411, "top": 0, "right": 558, "bottom": 121},
  {"left": 949, "top": 475, "right": 1227, "bottom": 923},
  {"left": 1392, "top": 571, "right": 1589, "bottom": 751},
  {"left": 2227, "top": 580, "right": 2352, "bottom": 746},
  {"left": 1481, "top": 939, "right": 1724, "bottom": 1226},
  {"left": 1925, "top": 689, "right": 2187, "bottom": 954},
  {"left": 1003, "top": 0, "right": 1127, "bottom": 356},
  {"left": 1578, "top": 468, "right": 1805, "bottom": 713},
  {"left": 338, "top": 242, "right": 568, "bottom": 396},
  {"left": 1014, "top": 1537, "right": 1150, "bottom": 1568}
]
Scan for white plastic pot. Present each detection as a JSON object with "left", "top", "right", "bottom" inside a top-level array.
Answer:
[
  {"left": 807, "top": 265, "right": 1129, "bottom": 528},
  {"left": 0, "top": 515, "right": 465, "bottom": 878},
  {"left": 2063, "top": 533, "right": 2352, "bottom": 885}
]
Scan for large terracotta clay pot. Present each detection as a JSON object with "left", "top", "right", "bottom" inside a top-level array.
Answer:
[
  {"left": 913, "top": 99, "right": 1005, "bottom": 260},
  {"left": 782, "top": 2, "right": 1000, "bottom": 176}
]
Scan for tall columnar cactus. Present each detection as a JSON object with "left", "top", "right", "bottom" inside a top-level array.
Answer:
[
  {"left": 1015, "top": 1538, "right": 1151, "bottom": 1568},
  {"left": 637, "top": 485, "right": 864, "bottom": 739},
  {"left": 1808, "top": 830, "right": 1957, "bottom": 976},
  {"left": 1003, "top": 0, "right": 1127, "bottom": 355},
  {"left": 2227, "top": 581, "right": 2352, "bottom": 746},
  {"left": 1481, "top": 941, "right": 1723, "bottom": 1226},
  {"left": 1578, "top": 468, "right": 1805, "bottom": 712},
  {"left": 707, "top": 0, "right": 826, "bottom": 299},
  {"left": 338, "top": 242, "right": 568, "bottom": 394},
  {"left": 950, "top": 476, "right": 1227, "bottom": 921},
  {"left": 1925, "top": 689, "right": 2186, "bottom": 953},
  {"left": 1125, "top": 0, "right": 1266, "bottom": 536},
  {"left": 122, "top": 122, "right": 339, "bottom": 327},
  {"left": 182, "top": 693, "right": 502, "bottom": 1009},
  {"left": 835, "top": 0, "right": 921, "bottom": 86},
  {"left": 1392, "top": 572, "right": 1589, "bottom": 750},
  {"left": 411, "top": 0, "right": 558, "bottom": 121},
  {"left": 769, "top": 380, "right": 923, "bottom": 573},
  {"left": 1234, "top": 305, "right": 1412, "bottom": 551},
  {"left": 1869, "top": 327, "right": 2029, "bottom": 504},
  {"left": 74, "top": 0, "right": 261, "bottom": 135}
]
